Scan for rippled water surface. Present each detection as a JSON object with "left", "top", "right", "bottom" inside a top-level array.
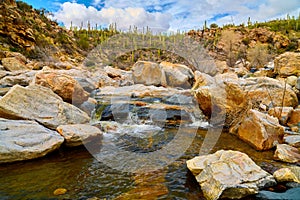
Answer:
[{"left": 0, "top": 128, "right": 286, "bottom": 200}]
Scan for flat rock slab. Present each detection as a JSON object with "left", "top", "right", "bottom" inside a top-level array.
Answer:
[
  {"left": 0, "top": 118, "right": 64, "bottom": 163},
  {"left": 57, "top": 124, "right": 102, "bottom": 147},
  {"left": 274, "top": 144, "right": 300, "bottom": 163},
  {"left": 0, "top": 85, "right": 90, "bottom": 129}
]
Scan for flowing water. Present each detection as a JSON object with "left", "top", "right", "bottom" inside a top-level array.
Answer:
[{"left": 0, "top": 93, "right": 291, "bottom": 200}]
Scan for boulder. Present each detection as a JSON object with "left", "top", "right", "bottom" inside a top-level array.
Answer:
[
  {"left": 192, "top": 71, "right": 214, "bottom": 89},
  {"left": 186, "top": 150, "right": 276, "bottom": 200},
  {"left": 0, "top": 85, "right": 90, "bottom": 129},
  {"left": 132, "top": 61, "right": 166, "bottom": 86},
  {"left": 274, "top": 52, "right": 300, "bottom": 77},
  {"left": 274, "top": 144, "right": 300, "bottom": 163},
  {"left": 193, "top": 76, "right": 250, "bottom": 127},
  {"left": 235, "top": 109, "right": 284, "bottom": 151},
  {"left": 273, "top": 166, "right": 300, "bottom": 183},
  {"left": 160, "top": 61, "right": 194, "bottom": 88},
  {"left": 288, "top": 108, "right": 300, "bottom": 128},
  {"left": 1, "top": 57, "right": 30, "bottom": 71},
  {"left": 296, "top": 77, "right": 300, "bottom": 90},
  {"left": 287, "top": 76, "right": 298, "bottom": 87},
  {"left": 268, "top": 107, "right": 293, "bottom": 125},
  {"left": 0, "top": 118, "right": 64, "bottom": 163},
  {"left": 35, "top": 71, "right": 89, "bottom": 105},
  {"left": 284, "top": 135, "right": 300, "bottom": 148},
  {"left": 56, "top": 124, "right": 102, "bottom": 147},
  {"left": 243, "top": 77, "right": 298, "bottom": 108}
]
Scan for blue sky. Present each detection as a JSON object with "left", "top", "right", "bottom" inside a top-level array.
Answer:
[{"left": 22, "top": 0, "right": 300, "bottom": 32}]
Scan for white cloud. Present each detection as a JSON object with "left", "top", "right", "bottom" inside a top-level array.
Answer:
[
  {"left": 54, "top": 0, "right": 300, "bottom": 31},
  {"left": 54, "top": 2, "right": 171, "bottom": 32}
]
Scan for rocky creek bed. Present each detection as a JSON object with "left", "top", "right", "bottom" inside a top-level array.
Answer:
[{"left": 0, "top": 51, "right": 300, "bottom": 199}]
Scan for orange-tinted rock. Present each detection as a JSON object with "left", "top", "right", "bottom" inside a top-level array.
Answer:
[
  {"left": 268, "top": 107, "right": 293, "bottom": 125},
  {"left": 237, "top": 109, "right": 284, "bottom": 151},
  {"left": 288, "top": 108, "right": 300, "bottom": 128},
  {"left": 274, "top": 52, "right": 300, "bottom": 77},
  {"left": 35, "top": 71, "right": 89, "bottom": 105}
]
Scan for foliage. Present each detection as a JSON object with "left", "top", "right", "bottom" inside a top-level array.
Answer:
[{"left": 247, "top": 43, "right": 271, "bottom": 68}]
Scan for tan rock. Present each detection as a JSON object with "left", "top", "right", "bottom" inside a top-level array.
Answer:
[
  {"left": 187, "top": 150, "right": 276, "bottom": 200},
  {"left": 274, "top": 52, "right": 300, "bottom": 77},
  {"left": 192, "top": 71, "right": 214, "bottom": 90},
  {"left": 273, "top": 166, "right": 300, "bottom": 183},
  {"left": 35, "top": 71, "right": 89, "bottom": 105},
  {"left": 0, "top": 85, "right": 90, "bottom": 129},
  {"left": 57, "top": 124, "right": 102, "bottom": 147},
  {"left": 132, "top": 61, "right": 166, "bottom": 86},
  {"left": 1, "top": 57, "right": 30, "bottom": 71},
  {"left": 288, "top": 108, "right": 300, "bottom": 128},
  {"left": 193, "top": 77, "right": 249, "bottom": 127},
  {"left": 274, "top": 144, "right": 300, "bottom": 163},
  {"left": 0, "top": 118, "right": 64, "bottom": 163},
  {"left": 236, "top": 109, "right": 284, "bottom": 151},
  {"left": 160, "top": 61, "right": 194, "bottom": 88},
  {"left": 268, "top": 107, "right": 293, "bottom": 125},
  {"left": 243, "top": 77, "right": 298, "bottom": 108},
  {"left": 287, "top": 76, "right": 298, "bottom": 87}
]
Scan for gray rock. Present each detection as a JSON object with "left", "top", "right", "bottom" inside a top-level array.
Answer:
[
  {"left": 0, "top": 71, "right": 36, "bottom": 87},
  {"left": 187, "top": 150, "right": 276, "bottom": 200},
  {"left": 0, "top": 85, "right": 90, "bottom": 129},
  {"left": 57, "top": 124, "right": 102, "bottom": 147},
  {"left": 256, "top": 187, "right": 300, "bottom": 200},
  {"left": 296, "top": 77, "right": 300, "bottom": 90},
  {"left": 0, "top": 118, "right": 64, "bottom": 163},
  {"left": 284, "top": 135, "right": 300, "bottom": 147}
]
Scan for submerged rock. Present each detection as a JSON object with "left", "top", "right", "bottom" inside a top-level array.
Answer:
[
  {"left": 0, "top": 85, "right": 90, "bottom": 129},
  {"left": 256, "top": 187, "right": 300, "bottom": 200},
  {"left": 0, "top": 118, "right": 64, "bottom": 163},
  {"left": 236, "top": 109, "right": 284, "bottom": 151},
  {"left": 186, "top": 150, "right": 276, "bottom": 200},
  {"left": 56, "top": 124, "right": 102, "bottom": 147},
  {"left": 274, "top": 144, "right": 300, "bottom": 163},
  {"left": 273, "top": 166, "right": 300, "bottom": 183}
]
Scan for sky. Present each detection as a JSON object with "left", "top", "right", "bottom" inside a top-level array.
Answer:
[{"left": 22, "top": 0, "right": 300, "bottom": 32}]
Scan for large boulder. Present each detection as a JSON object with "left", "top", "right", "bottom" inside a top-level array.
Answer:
[
  {"left": 288, "top": 108, "right": 300, "bottom": 128},
  {"left": 193, "top": 75, "right": 250, "bottom": 127},
  {"left": 243, "top": 77, "right": 298, "bottom": 108},
  {"left": 35, "top": 71, "right": 89, "bottom": 105},
  {"left": 274, "top": 144, "right": 300, "bottom": 163},
  {"left": 274, "top": 52, "right": 300, "bottom": 77},
  {"left": 160, "top": 61, "right": 194, "bottom": 88},
  {"left": 56, "top": 124, "right": 102, "bottom": 147},
  {"left": 0, "top": 118, "right": 64, "bottom": 163},
  {"left": 132, "top": 61, "right": 166, "bottom": 86},
  {"left": 186, "top": 150, "right": 276, "bottom": 200},
  {"left": 273, "top": 166, "right": 300, "bottom": 183},
  {"left": 0, "top": 85, "right": 90, "bottom": 129},
  {"left": 235, "top": 110, "right": 284, "bottom": 151}
]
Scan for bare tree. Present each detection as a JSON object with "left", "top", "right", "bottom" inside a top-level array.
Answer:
[{"left": 247, "top": 43, "right": 271, "bottom": 69}]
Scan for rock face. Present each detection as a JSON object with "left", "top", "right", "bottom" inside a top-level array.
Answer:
[
  {"left": 56, "top": 124, "right": 102, "bottom": 147},
  {"left": 160, "top": 61, "right": 194, "bottom": 88},
  {"left": 0, "top": 85, "right": 90, "bottom": 129},
  {"left": 274, "top": 144, "right": 300, "bottom": 163},
  {"left": 35, "top": 71, "right": 89, "bottom": 105},
  {"left": 273, "top": 166, "right": 300, "bottom": 183},
  {"left": 274, "top": 52, "right": 300, "bottom": 77},
  {"left": 193, "top": 76, "right": 249, "bottom": 127},
  {"left": 186, "top": 150, "right": 276, "bottom": 200},
  {"left": 236, "top": 109, "right": 284, "bottom": 151},
  {"left": 0, "top": 118, "right": 64, "bottom": 163},
  {"left": 243, "top": 77, "right": 298, "bottom": 108},
  {"left": 132, "top": 61, "right": 166, "bottom": 86}
]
